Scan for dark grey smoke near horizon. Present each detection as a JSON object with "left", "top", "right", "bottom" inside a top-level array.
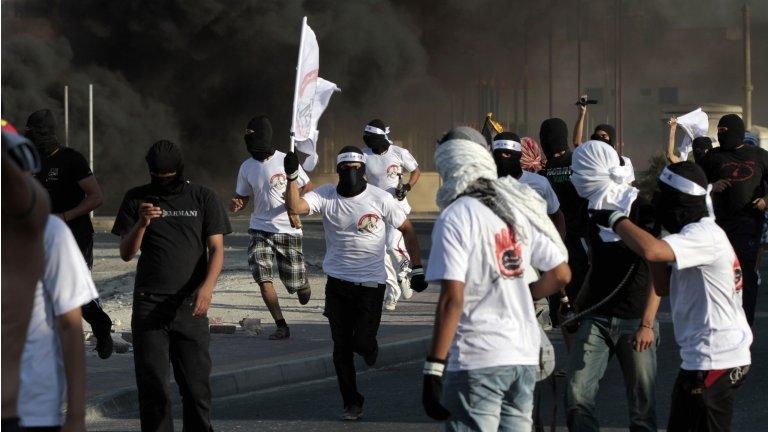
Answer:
[{"left": 2, "top": 0, "right": 767, "bottom": 210}]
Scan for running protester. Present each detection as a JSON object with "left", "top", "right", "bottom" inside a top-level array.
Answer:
[
  {"left": 538, "top": 118, "right": 590, "bottom": 316},
  {"left": 2, "top": 125, "right": 49, "bottom": 432},
  {"left": 25, "top": 108, "right": 114, "bottom": 359},
  {"left": 112, "top": 140, "right": 231, "bottom": 431},
  {"left": 566, "top": 140, "right": 661, "bottom": 432},
  {"left": 699, "top": 114, "right": 768, "bottom": 326},
  {"left": 283, "top": 146, "right": 427, "bottom": 421},
  {"left": 18, "top": 216, "right": 97, "bottom": 431},
  {"left": 230, "top": 115, "right": 313, "bottom": 340},
  {"left": 422, "top": 127, "right": 570, "bottom": 431},
  {"left": 361, "top": 119, "right": 421, "bottom": 311},
  {"left": 591, "top": 161, "right": 752, "bottom": 432},
  {"left": 492, "top": 131, "right": 565, "bottom": 238}
]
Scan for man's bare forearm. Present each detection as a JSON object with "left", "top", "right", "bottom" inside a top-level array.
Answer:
[
  {"left": 530, "top": 262, "right": 571, "bottom": 300},
  {"left": 64, "top": 193, "right": 102, "bottom": 220},
  {"left": 399, "top": 220, "right": 422, "bottom": 266},
  {"left": 58, "top": 310, "right": 86, "bottom": 421},
  {"left": 640, "top": 268, "right": 661, "bottom": 327},
  {"left": 408, "top": 168, "right": 421, "bottom": 187},
  {"left": 428, "top": 281, "right": 464, "bottom": 360},
  {"left": 120, "top": 222, "right": 146, "bottom": 261}
]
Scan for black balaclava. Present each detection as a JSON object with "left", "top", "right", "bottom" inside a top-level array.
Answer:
[
  {"left": 492, "top": 132, "right": 523, "bottom": 179},
  {"left": 336, "top": 145, "right": 367, "bottom": 197},
  {"left": 363, "top": 118, "right": 391, "bottom": 155},
  {"left": 244, "top": 115, "right": 275, "bottom": 161},
  {"left": 717, "top": 114, "right": 745, "bottom": 150},
  {"left": 24, "top": 109, "right": 59, "bottom": 155},
  {"left": 655, "top": 161, "right": 709, "bottom": 234},
  {"left": 591, "top": 123, "right": 615, "bottom": 147},
  {"left": 692, "top": 137, "right": 713, "bottom": 162},
  {"left": 146, "top": 140, "right": 185, "bottom": 195},
  {"left": 539, "top": 118, "right": 569, "bottom": 159}
]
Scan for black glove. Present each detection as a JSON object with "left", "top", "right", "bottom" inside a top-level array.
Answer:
[
  {"left": 284, "top": 151, "right": 300, "bottom": 181},
  {"left": 410, "top": 265, "right": 428, "bottom": 292},
  {"left": 422, "top": 357, "right": 451, "bottom": 421},
  {"left": 589, "top": 209, "right": 628, "bottom": 230},
  {"left": 395, "top": 183, "right": 411, "bottom": 201}
]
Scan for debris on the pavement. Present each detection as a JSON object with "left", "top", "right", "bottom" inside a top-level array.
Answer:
[
  {"left": 240, "top": 318, "right": 262, "bottom": 336},
  {"left": 210, "top": 324, "right": 237, "bottom": 334},
  {"left": 121, "top": 332, "right": 133, "bottom": 344},
  {"left": 210, "top": 316, "right": 224, "bottom": 325},
  {"left": 112, "top": 334, "right": 131, "bottom": 354}
]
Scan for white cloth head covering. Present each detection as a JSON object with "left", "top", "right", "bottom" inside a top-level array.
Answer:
[
  {"left": 571, "top": 140, "right": 639, "bottom": 242},
  {"left": 434, "top": 128, "right": 567, "bottom": 265},
  {"left": 676, "top": 108, "right": 709, "bottom": 161}
]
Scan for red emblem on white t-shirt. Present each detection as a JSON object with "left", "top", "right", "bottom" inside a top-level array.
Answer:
[
  {"left": 269, "top": 173, "right": 287, "bottom": 191},
  {"left": 386, "top": 164, "right": 401, "bottom": 179},
  {"left": 733, "top": 258, "right": 743, "bottom": 293},
  {"left": 357, "top": 213, "right": 381, "bottom": 233},
  {"left": 494, "top": 225, "right": 523, "bottom": 278}
]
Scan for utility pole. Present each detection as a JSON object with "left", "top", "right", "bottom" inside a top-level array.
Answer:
[
  {"left": 743, "top": 3, "right": 752, "bottom": 130},
  {"left": 64, "top": 85, "right": 69, "bottom": 147},
  {"left": 548, "top": 14, "right": 554, "bottom": 118},
  {"left": 577, "top": 0, "right": 582, "bottom": 97},
  {"left": 89, "top": 84, "right": 94, "bottom": 218},
  {"left": 614, "top": 0, "right": 623, "bottom": 154}
]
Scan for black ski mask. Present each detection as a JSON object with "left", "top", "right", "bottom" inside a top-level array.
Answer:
[
  {"left": 146, "top": 140, "right": 185, "bottom": 195},
  {"left": 539, "top": 118, "right": 569, "bottom": 159},
  {"left": 591, "top": 124, "right": 615, "bottom": 147},
  {"left": 717, "top": 114, "right": 745, "bottom": 151},
  {"left": 336, "top": 146, "right": 367, "bottom": 197},
  {"left": 24, "top": 109, "right": 59, "bottom": 155},
  {"left": 692, "top": 137, "right": 713, "bottom": 162},
  {"left": 244, "top": 115, "right": 275, "bottom": 161},
  {"left": 492, "top": 132, "right": 523, "bottom": 178},
  {"left": 655, "top": 162, "right": 709, "bottom": 234},
  {"left": 363, "top": 118, "right": 391, "bottom": 154}
]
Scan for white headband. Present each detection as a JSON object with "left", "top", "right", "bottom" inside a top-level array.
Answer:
[
  {"left": 364, "top": 125, "right": 390, "bottom": 135},
  {"left": 337, "top": 152, "right": 366, "bottom": 164},
  {"left": 659, "top": 167, "right": 707, "bottom": 196},
  {"left": 492, "top": 139, "right": 522, "bottom": 152}
]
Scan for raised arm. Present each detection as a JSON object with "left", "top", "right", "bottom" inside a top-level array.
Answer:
[
  {"left": 573, "top": 104, "right": 587, "bottom": 148},
  {"left": 283, "top": 152, "right": 311, "bottom": 216},
  {"left": 665, "top": 117, "right": 681, "bottom": 164},
  {"left": 591, "top": 210, "right": 675, "bottom": 263}
]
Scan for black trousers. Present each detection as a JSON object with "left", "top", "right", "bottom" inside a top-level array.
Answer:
[
  {"left": 550, "top": 232, "right": 589, "bottom": 325},
  {"left": 323, "top": 277, "right": 386, "bottom": 408},
  {"left": 667, "top": 366, "right": 749, "bottom": 432},
  {"left": 131, "top": 291, "right": 212, "bottom": 432},
  {"left": 721, "top": 219, "right": 761, "bottom": 326},
  {"left": 73, "top": 231, "right": 113, "bottom": 338}
]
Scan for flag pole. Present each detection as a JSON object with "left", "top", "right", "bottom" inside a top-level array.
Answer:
[
  {"left": 89, "top": 83, "right": 94, "bottom": 218},
  {"left": 290, "top": 16, "right": 308, "bottom": 153},
  {"left": 64, "top": 85, "right": 69, "bottom": 147}
]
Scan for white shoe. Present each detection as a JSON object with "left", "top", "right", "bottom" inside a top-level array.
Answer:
[
  {"left": 383, "top": 299, "right": 397, "bottom": 311},
  {"left": 399, "top": 276, "right": 413, "bottom": 300}
]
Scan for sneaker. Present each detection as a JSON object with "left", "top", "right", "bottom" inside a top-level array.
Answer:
[
  {"left": 297, "top": 286, "right": 312, "bottom": 305},
  {"left": 399, "top": 276, "right": 413, "bottom": 300},
  {"left": 363, "top": 346, "right": 378, "bottom": 367},
  {"left": 341, "top": 404, "right": 363, "bottom": 421},
  {"left": 268, "top": 326, "right": 291, "bottom": 340},
  {"left": 383, "top": 299, "right": 397, "bottom": 311},
  {"left": 95, "top": 333, "right": 114, "bottom": 359}
]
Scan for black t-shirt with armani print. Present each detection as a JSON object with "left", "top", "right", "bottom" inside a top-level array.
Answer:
[{"left": 112, "top": 182, "right": 232, "bottom": 295}]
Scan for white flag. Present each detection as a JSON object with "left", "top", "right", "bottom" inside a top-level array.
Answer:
[
  {"left": 290, "top": 17, "right": 340, "bottom": 171},
  {"left": 676, "top": 108, "right": 709, "bottom": 161},
  {"left": 295, "top": 77, "right": 340, "bottom": 171}
]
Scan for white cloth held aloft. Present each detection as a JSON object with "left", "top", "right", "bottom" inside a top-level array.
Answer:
[
  {"left": 676, "top": 108, "right": 709, "bottom": 161},
  {"left": 571, "top": 140, "right": 639, "bottom": 242},
  {"left": 294, "top": 77, "right": 341, "bottom": 172}
]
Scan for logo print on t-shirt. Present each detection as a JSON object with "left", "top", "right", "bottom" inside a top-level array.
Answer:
[
  {"left": 47, "top": 167, "right": 59, "bottom": 181},
  {"left": 269, "top": 173, "right": 288, "bottom": 191},
  {"left": 720, "top": 161, "right": 755, "bottom": 183},
  {"left": 494, "top": 225, "right": 523, "bottom": 278},
  {"left": 357, "top": 213, "right": 381, "bottom": 234},
  {"left": 386, "top": 164, "right": 401, "bottom": 179},
  {"left": 733, "top": 258, "right": 743, "bottom": 293}
]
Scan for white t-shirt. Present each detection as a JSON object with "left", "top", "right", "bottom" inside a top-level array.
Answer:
[
  {"left": 19, "top": 217, "right": 99, "bottom": 427},
  {"left": 235, "top": 151, "right": 310, "bottom": 234},
  {"left": 426, "top": 197, "right": 566, "bottom": 371},
  {"left": 664, "top": 217, "right": 753, "bottom": 371},
  {"left": 362, "top": 145, "right": 418, "bottom": 214},
  {"left": 519, "top": 171, "right": 560, "bottom": 215},
  {"left": 304, "top": 184, "right": 407, "bottom": 283}
]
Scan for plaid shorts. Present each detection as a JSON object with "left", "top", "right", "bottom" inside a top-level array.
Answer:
[{"left": 247, "top": 229, "right": 308, "bottom": 293}]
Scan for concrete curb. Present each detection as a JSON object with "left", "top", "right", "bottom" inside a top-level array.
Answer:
[{"left": 85, "top": 334, "right": 431, "bottom": 421}]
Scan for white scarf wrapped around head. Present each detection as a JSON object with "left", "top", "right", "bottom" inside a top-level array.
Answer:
[
  {"left": 434, "top": 134, "right": 567, "bottom": 262},
  {"left": 570, "top": 140, "right": 638, "bottom": 242}
]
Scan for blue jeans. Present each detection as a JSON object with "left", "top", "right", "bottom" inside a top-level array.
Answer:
[
  {"left": 442, "top": 365, "right": 536, "bottom": 432},
  {"left": 565, "top": 315, "right": 658, "bottom": 432}
]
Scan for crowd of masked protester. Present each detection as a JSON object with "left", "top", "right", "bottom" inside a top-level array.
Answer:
[{"left": 1, "top": 99, "right": 762, "bottom": 432}]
